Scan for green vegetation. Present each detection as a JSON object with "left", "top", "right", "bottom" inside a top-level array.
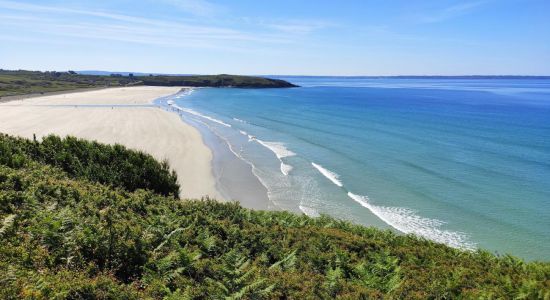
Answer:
[
  {"left": 139, "top": 74, "right": 298, "bottom": 88},
  {"left": 0, "top": 70, "right": 297, "bottom": 98},
  {"left": 0, "top": 134, "right": 179, "bottom": 197},
  {"left": 0, "top": 70, "right": 135, "bottom": 97},
  {"left": 1, "top": 134, "right": 549, "bottom": 299}
]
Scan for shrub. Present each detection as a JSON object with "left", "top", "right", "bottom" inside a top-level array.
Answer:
[{"left": 0, "top": 134, "right": 179, "bottom": 197}]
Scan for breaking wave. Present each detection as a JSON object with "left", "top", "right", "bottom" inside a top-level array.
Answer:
[
  {"left": 169, "top": 103, "right": 231, "bottom": 127},
  {"left": 256, "top": 140, "right": 295, "bottom": 175},
  {"left": 165, "top": 90, "right": 475, "bottom": 251},
  {"left": 238, "top": 130, "right": 256, "bottom": 142},
  {"left": 346, "top": 192, "right": 475, "bottom": 250},
  {"left": 311, "top": 162, "right": 343, "bottom": 187},
  {"left": 233, "top": 117, "right": 248, "bottom": 123}
]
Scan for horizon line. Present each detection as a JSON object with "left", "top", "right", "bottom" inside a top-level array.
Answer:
[{"left": 3, "top": 69, "right": 550, "bottom": 78}]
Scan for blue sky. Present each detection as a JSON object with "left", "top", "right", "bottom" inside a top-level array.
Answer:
[{"left": 1, "top": 0, "right": 549, "bottom": 75}]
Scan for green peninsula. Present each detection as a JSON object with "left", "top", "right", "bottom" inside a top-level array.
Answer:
[{"left": 0, "top": 70, "right": 297, "bottom": 98}]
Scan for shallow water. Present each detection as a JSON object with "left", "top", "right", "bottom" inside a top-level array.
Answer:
[{"left": 164, "top": 78, "right": 550, "bottom": 260}]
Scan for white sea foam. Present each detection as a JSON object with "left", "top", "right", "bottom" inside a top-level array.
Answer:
[
  {"left": 162, "top": 97, "right": 279, "bottom": 211},
  {"left": 233, "top": 118, "right": 248, "bottom": 123},
  {"left": 170, "top": 104, "right": 231, "bottom": 127},
  {"left": 237, "top": 130, "right": 256, "bottom": 142},
  {"left": 347, "top": 192, "right": 475, "bottom": 250},
  {"left": 280, "top": 163, "right": 294, "bottom": 176},
  {"left": 165, "top": 90, "right": 474, "bottom": 250},
  {"left": 299, "top": 205, "right": 320, "bottom": 217},
  {"left": 195, "top": 119, "right": 275, "bottom": 208},
  {"left": 256, "top": 140, "right": 296, "bottom": 175},
  {"left": 311, "top": 162, "right": 343, "bottom": 187},
  {"left": 174, "top": 89, "right": 194, "bottom": 99},
  {"left": 256, "top": 140, "right": 296, "bottom": 159}
]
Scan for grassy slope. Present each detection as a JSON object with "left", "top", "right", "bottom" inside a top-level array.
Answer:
[
  {"left": 0, "top": 135, "right": 549, "bottom": 299},
  {"left": 0, "top": 70, "right": 134, "bottom": 97},
  {"left": 0, "top": 70, "right": 296, "bottom": 97}
]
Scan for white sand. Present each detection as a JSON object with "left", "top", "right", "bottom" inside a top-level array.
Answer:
[
  {"left": 4, "top": 86, "right": 175, "bottom": 105},
  {"left": 0, "top": 86, "right": 223, "bottom": 199}
]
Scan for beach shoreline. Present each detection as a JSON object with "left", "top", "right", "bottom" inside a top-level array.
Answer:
[
  {"left": 0, "top": 86, "right": 223, "bottom": 200},
  {"left": 158, "top": 90, "right": 273, "bottom": 210}
]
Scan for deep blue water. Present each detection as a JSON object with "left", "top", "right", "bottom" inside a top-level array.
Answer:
[{"left": 169, "top": 77, "right": 550, "bottom": 260}]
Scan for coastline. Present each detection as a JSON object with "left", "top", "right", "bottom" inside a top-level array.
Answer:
[
  {"left": 158, "top": 89, "right": 273, "bottom": 210},
  {"left": 0, "top": 86, "right": 222, "bottom": 200},
  {"left": 154, "top": 84, "right": 482, "bottom": 253}
]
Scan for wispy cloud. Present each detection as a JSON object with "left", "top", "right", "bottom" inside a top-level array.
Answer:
[
  {"left": 352, "top": 24, "right": 483, "bottom": 49},
  {"left": 261, "top": 20, "right": 335, "bottom": 35},
  {"left": 155, "top": 0, "right": 223, "bottom": 17},
  {"left": 0, "top": 0, "right": 301, "bottom": 52},
  {"left": 415, "top": 1, "right": 487, "bottom": 23}
]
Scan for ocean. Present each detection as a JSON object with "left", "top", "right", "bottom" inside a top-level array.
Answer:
[{"left": 158, "top": 77, "right": 550, "bottom": 260}]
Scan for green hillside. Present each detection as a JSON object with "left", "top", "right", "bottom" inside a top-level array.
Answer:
[
  {"left": 0, "top": 70, "right": 135, "bottom": 97},
  {"left": 0, "top": 134, "right": 549, "bottom": 299},
  {"left": 0, "top": 70, "right": 296, "bottom": 98},
  {"left": 139, "top": 74, "right": 297, "bottom": 88}
]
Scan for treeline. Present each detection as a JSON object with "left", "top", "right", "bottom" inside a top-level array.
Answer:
[
  {"left": 0, "top": 134, "right": 179, "bottom": 197},
  {"left": 0, "top": 134, "right": 549, "bottom": 299}
]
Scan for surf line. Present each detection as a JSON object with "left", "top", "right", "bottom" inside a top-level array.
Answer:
[
  {"left": 309, "top": 161, "right": 474, "bottom": 250},
  {"left": 167, "top": 101, "right": 231, "bottom": 128}
]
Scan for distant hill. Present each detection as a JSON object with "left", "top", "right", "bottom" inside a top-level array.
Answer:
[
  {"left": 77, "top": 70, "right": 158, "bottom": 76},
  {"left": 0, "top": 70, "right": 297, "bottom": 98},
  {"left": 79, "top": 71, "right": 299, "bottom": 87},
  {"left": 77, "top": 70, "right": 196, "bottom": 76},
  {"left": 139, "top": 74, "right": 298, "bottom": 88},
  {"left": 0, "top": 69, "right": 135, "bottom": 98}
]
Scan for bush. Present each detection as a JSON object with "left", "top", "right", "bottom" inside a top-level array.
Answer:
[{"left": 0, "top": 134, "right": 179, "bottom": 197}]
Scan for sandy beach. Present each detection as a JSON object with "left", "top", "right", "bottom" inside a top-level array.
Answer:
[{"left": 0, "top": 86, "right": 223, "bottom": 200}]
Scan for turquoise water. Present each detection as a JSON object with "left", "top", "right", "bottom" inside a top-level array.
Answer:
[{"left": 167, "top": 77, "right": 550, "bottom": 260}]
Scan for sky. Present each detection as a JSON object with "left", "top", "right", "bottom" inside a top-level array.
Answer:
[{"left": 1, "top": 0, "right": 549, "bottom": 75}]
